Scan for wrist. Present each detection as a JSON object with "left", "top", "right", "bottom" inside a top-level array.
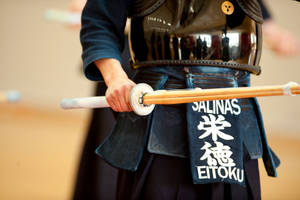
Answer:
[{"left": 94, "top": 58, "right": 128, "bottom": 86}]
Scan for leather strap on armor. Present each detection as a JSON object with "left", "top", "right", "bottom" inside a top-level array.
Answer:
[
  {"left": 132, "top": 60, "right": 261, "bottom": 75},
  {"left": 237, "top": 0, "right": 263, "bottom": 23},
  {"left": 128, "top": 0, "right": 166, "bottom": 17}
]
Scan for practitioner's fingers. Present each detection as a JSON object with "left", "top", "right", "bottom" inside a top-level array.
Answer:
[
  {"left": 107, "top": 87, "right": 127, "bottom": 112},
  {"left": 105, "top": 78, "right": 135, "bottom": 112},
  {"left": 106, "top": 89, "right": 122, "bottom": 112},
  {"left": 117, "top": 84, "right": 132, "bottom": 112},
  {"left": 125, "top": 84, "right": 133, "bottom": 111}
]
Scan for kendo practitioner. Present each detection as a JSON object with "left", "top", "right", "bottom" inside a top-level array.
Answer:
[
  {"left": 79, "top": 0, "right": 289, "bottom": 199},
  {"left": 73, "top": 45, "right": 133, "bottom": 200},
  {"left": 74, "top": 1, "right": 300, "bottom": 199},
  {"left": 73, "top": 34, "right": 133, "bottom": 200},
  {"left": 73, "top": 17, "right": 133, "bottom": 200}
]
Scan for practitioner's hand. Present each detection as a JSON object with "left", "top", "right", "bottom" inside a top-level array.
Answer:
[
  {"left": 94, "top": 58, "right": 135, "bottom": 112},
  {"left": 105, "top": 77, "right": 135, "bottom": 112},
  {"left": 263, "top": 20, "right": 300, "bottom": 56}
]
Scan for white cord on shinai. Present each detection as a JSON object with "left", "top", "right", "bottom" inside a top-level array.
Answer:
[{"left": 282, "top": 82, "right": 298, "bottom": 96}]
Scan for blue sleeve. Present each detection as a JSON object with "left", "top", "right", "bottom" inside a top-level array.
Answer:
[{"left": 80, "top": 0, "right": 132, "bottom": 81}]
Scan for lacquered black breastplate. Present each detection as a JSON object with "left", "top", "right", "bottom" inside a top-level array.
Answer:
[{"left": 129, "top": 0, "right": 262, "bottom": 74}]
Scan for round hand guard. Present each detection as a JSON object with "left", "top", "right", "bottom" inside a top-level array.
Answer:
[{"left": 130, "top": 83, "right": 155, "bottom": 116}]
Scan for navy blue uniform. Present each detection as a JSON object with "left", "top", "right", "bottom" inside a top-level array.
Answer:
[{"left": 76, "top": 0, "right": 280, "bottom": 199}]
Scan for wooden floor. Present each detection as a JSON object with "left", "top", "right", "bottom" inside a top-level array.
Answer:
[{"left": 0, "top": 103, "right": 299, "bottom": 200}]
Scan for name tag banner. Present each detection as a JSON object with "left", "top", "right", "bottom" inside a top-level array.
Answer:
[{"left": 186, "top": 99, "right": 245, "bottom": 186}]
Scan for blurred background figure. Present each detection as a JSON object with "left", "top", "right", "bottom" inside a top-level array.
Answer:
[
  {"left": 0, "top": 90, "right": 20, "bottom": 103},
  {"left": 262, "top": 20, "right": 300, "bottom": 56},
  {"left": 259, "top": 0, "right": 300, "bottom": 56},
  {"left": 68, "top": 0, "right": 86, "bottom": 29}
]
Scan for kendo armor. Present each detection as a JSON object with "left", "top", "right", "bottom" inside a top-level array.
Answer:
[
  {"left": 128, "top": 0, "right": 263, "bottom": 75},
  {"left": 96, "top": 0, "right": 281, "bottom": 177}
]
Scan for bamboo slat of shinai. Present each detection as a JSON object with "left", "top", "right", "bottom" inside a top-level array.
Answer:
[{"left": 143, "top": 85, "right": 300, "bottom": 105}]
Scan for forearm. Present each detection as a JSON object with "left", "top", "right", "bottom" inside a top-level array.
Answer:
[
  {"left": 95, "top": 58, "right": 128, "bottom": 86},
  {"left": 80, "top": 0, "right": 129, "bottom": 81}
]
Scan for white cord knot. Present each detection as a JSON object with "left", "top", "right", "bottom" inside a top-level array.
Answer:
[{"left": 283, "top": 82, "right": 298, "bottom": 96}]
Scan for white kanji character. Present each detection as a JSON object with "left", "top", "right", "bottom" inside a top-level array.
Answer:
[
  {"left": 200, "top": 141, "right": 236, "bottom": 167},
  {"left": 211, "top": 141, "right": 236, "bottom": 167},
  {"left": 197, "top": 114, "right": 233, "bottom": 141},
  {"left": 200, "top": 142, "right": 218, "bottom": 166}
]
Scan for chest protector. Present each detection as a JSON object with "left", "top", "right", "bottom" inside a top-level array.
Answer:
[{"left": 129, "top": 0, "right": 263, "bottom": 74}]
